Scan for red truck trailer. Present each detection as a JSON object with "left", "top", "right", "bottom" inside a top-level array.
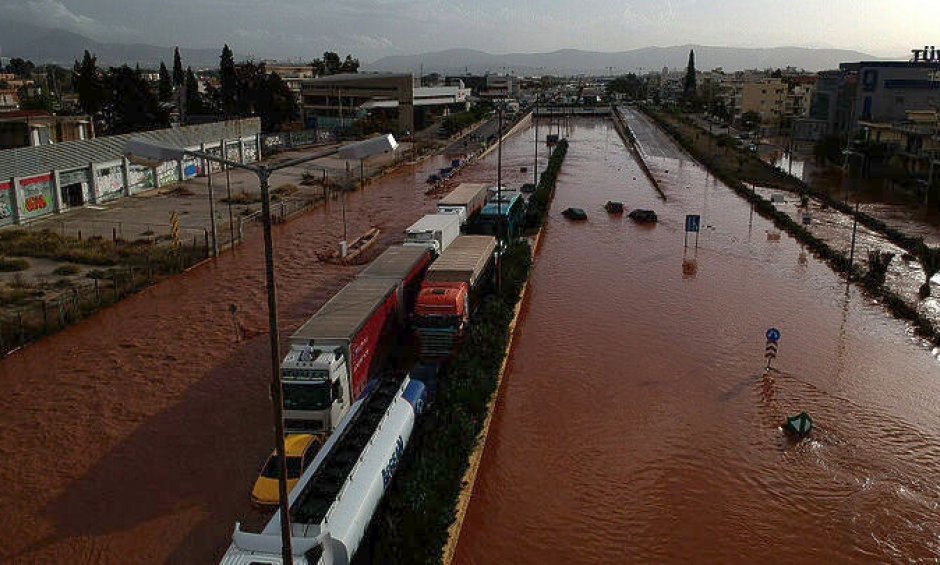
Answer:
[{"left": 282, "top": 245, "right": 431, "bottom": 434}]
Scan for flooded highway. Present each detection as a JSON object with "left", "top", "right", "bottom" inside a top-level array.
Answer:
[
  {"left": 455, "top": 116, "right": 940, "bottom": 563},
  {"left": 0, "top": 152, "right": 457, "bottom": 562}
]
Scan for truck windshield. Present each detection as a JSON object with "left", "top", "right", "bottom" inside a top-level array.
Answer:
[
  {"left": 283, "top": 382, "right": 331, "bottom": 411},
  {"left": 414, "top": 314, "right": 461, "bottom": 328}
]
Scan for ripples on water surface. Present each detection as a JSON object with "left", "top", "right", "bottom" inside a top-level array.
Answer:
[{"left": 456, "top": 117, "right": 940, "bottom": 564}]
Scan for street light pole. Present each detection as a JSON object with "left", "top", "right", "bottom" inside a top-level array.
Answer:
[
  {"left": 257, "top": 165, "right": 292, "bottom": 564},
  {"left": 125, "top": 133, "right": 398, "bottom": 564},
  {"left": 534, "top": 94, "right": 539, "bottom": 188},
  {"left": 207, "top": 159, "right": 219, "bottom": 257},
  {"left": 496, "top": 103, "right": 503, "bottom": 294}
]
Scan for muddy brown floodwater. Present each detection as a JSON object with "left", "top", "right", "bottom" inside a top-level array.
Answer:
[
  {"left": 455, "top": 117, "right": 940, "bottom": 563},
  {"left": 0, "top": 153, "right": 463, "bottom": 563}
]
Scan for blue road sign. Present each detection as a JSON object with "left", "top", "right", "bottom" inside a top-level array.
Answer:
[
  {"left": 685, "top": 214, "right": 701, "bottom": 233},
  {"left": 766, "top": 328, "right": 781, "bottom": 342}
]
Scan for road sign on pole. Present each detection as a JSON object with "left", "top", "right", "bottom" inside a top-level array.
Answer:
[
  {"left": 764, "top": 327, "right": 781, "bottom": 369},
  {"left": 684, "top": 214, "right": 701, "bottom": 249}
]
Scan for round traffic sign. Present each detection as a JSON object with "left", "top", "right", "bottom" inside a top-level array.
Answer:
[{"left": 766, "top": 328, "right": 781, "bottom": 342}]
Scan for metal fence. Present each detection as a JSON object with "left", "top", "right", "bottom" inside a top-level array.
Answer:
[
  {"left": 0, "top": 238, "right": 210, "bottom": 356},
  {"left": 260, "top": 129, "right": 332, "bottom": 155}
]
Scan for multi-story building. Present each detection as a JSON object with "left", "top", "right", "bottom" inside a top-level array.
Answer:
[
  {"left": 300, "top": 73, "right": 469, "bottom": 133},
  {"left": 796, "top": 61, "right": 940, "bottom": 142},
  {"left": 260, "top": 62, "right": 316, "bottom": 106},
  {"left": 0, "top": 111, "right": 94, "bottom": 149},
  {"left": 740, "top": 78, "right": 787, "bottom": 125}
]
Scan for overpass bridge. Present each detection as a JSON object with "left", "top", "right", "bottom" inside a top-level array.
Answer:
[{"left": 533, "top": 106, "right": 611, "bottom": 117}]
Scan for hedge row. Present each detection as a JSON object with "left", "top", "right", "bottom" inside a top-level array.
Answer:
[
  {"left": 525, "top": 139, "right": 569, "bottom": 230},
  {"left": 661, "top": 107, "right": 931, "bottom": 258},
  {"left": 642, "top": 107, "right": 940, "bottom": 346},
  {"left": 364, "top": 240, "right": 533, "bottom": 563}
]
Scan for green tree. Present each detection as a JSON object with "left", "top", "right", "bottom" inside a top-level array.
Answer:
[
  {"left": 172, "top": 46, "right": 184, "bottom": 87},
  {"left": 17, "top": 86, "right": 54, "bottom": 111},
  {"left": 105, "top": 65, "right": 167, "bottom": 133},
  {"left": 606, "top": 73, "right": 646, "bottom": 99},
  {"left": 72, "top": 50, "right": 107, "bottom": 116},
  {"left": 313, "top": 51, "right": 357, "bottom": 76},
  {"left": 185, "top": 66, "right": 204, "bottom": 114},
  {"left": 158, "top": 61, "right": 173, "bottom": 102},
  {"left": 340, "top": 54, "right": 359, "bottom": 74},
  {"left": 740, "top": 110, "right": 761, "bottom": 131},
  {"left": 5, "top": 57, "right": 35, "bottom": 78},
  {"left": 683, "top": 49, "right": 697, "bottom": 101},
  {"left": 919, "top": 243, "right": 940, "bottom": 298},
  {"left": 219, "top": 44, "right": 237, "bottom": 115}
]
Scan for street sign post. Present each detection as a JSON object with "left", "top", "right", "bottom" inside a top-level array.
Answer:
[
  {"left": 685, "top": 214, "right": 701, "bottom": 249},
  {"left": 765, "top": 327, "right": 781, "bottom": 369}
]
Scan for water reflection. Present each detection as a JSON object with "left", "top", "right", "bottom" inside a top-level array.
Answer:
[{"left": 456, "top": 117, "right": 940, "bottom": 564}]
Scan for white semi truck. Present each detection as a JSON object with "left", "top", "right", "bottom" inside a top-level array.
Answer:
[{"left": 221, "top": 372, "right": 427, "bottom": 565}]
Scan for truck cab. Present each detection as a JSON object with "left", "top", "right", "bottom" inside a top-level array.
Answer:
[
  {"left": 282, "top": 344, "right": 353, "bottom": 435},
  {"left": 413, "top": 283, "right": 470, "bottom": 357}
]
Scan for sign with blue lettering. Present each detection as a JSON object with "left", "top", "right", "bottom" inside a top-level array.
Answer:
[
  {"left": 766, "top": 328, "right": 781, "bottom": 343},
  {"left": 685, "top": 214, "right": 701, "bottom": 233}
]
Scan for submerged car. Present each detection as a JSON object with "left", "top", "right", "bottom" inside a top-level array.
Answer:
[{"left": 251, "top": 434, "right": 323, "bottom": 505}]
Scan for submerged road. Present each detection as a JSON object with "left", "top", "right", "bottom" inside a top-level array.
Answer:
[
  {"left": 0, "top": 122, "right": 543, "bottom": 563},
  {"left": 456, "top": 115, "right": 940, "bottom": 562}
]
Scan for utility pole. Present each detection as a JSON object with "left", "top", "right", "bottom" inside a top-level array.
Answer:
[
  {"left": 496, "top": 104, "right": 503, "bottom": 293},
  {"left": 257, "top": 166, "right": 293, "bottom": 565},
  {"left": 534, "top": 94, "right": 539, "bottom": 188},
  {"left": 848, "top": 200, "right": 859, "bottom": 278},
  {"left": 206, "top": 154, "right": 219, "bottom": 257}
]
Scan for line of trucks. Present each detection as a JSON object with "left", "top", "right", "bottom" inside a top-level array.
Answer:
[{"left": 222, "top": 182, "right": 524, "bottom": 564}]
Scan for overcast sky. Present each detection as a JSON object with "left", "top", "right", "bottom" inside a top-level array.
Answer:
[{"left": 1, "top": 0, "right": 934, "bottom": 61}]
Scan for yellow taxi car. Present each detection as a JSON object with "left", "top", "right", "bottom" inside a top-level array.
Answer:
[{"left": 251, "top": 434, "right": 323, "bottom": 505}]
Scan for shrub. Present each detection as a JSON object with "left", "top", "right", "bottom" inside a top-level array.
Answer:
[
  {"left": 0, "top": 257, "right": 29, "bottom": 272},
  {"left": 52, "top": 264, "right": 81, "bottom": 276},
  {"left": 367, "top": 240, "right": 533, "bottom": 563}
]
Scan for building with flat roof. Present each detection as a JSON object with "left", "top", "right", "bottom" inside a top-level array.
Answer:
[
  {"left": 260, "top": 62, "right": 316, "bottom": 106},
  {"left": 740, "top": 78, "right": 787, "bottom": 125},
  {"left": 0, "top": 111, "right": 94, "bottom": 149},
  {"left": 300, "top": 73, "right": 468, "bottom": 134}
]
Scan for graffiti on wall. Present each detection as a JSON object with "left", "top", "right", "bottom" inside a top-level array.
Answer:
[
  {"left": 243, "top": 139, "right": 258, "bottom": 163},
  {"left": 0, "top": 181, "right": 13, "bottom": 225},
  {"left": 96, "top": 164, "right": 125, "bottom": 201},
  {"left": 157, "top": 161, "right": 180, "bottom": 187},
  {"left": 128, "top": 166, "right": 155, "bottom": 194},
  {"left": 182, "top": 156, "right": 201, "bottom": 179},
  {"left": 226, "top": 142, "right": 240, "bottom": 163},
  {"left": 203, "top": 145, "right": 222, "bottom": 173},
  {"left": 18, "top": 174, "right": 53, "bottom": 220}
]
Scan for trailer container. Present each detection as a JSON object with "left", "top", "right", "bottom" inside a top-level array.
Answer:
[
  {"left": 222, "top": 372, "right": 427, "bottom": 565},
  {"left": 403, "top": 213, "right": 460, "bottom": 255},
  {"left": 414, "top": 235, "right": 497, "bottom": 357},
  {"left": 437, "top": 182, "right": 488, "bottom": 227}
]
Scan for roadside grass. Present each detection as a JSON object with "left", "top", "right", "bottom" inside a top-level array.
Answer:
[{"left": 0, "top": 257, "right": 29, "bottom": 272}]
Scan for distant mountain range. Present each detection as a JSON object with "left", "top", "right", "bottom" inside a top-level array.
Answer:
[
  {"left": 0, "top": 20, "right": 234, "bottom": 69},
  {"left": 367, "top": 46, "right": 890, "bottom": 75},
  {"left": 0, "top": 21, "right": 890, "bottom": 75}
]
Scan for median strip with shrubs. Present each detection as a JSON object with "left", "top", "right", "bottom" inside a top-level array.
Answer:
[
  {"left": 365, "top": 141, "right": 570, "bottom": 564},
  {"left": 641, "top": 106, "right": 940, "bottom": 345}
]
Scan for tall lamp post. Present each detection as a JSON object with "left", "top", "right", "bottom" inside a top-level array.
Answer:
[
  {"left": 125, "top": 133, "right": 398, "bottom": 564},
  {"left": 496, "top": 102, "right": 504, "bottom": 293},
  {"left": 534, "top": 94, "right": 539, "bottom": 189}
]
